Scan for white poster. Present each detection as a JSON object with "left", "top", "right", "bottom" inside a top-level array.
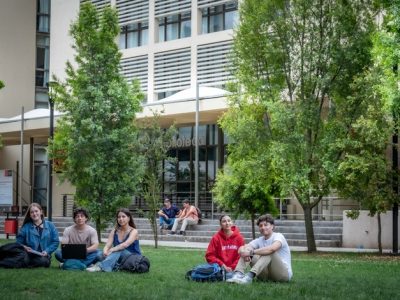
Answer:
[{"left": 0, "top": 169, "right": 13, "bottom": 205}]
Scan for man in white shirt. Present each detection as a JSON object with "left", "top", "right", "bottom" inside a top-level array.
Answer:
[{"left": 227, "top": 214, "right": 292, "bottom": 284}]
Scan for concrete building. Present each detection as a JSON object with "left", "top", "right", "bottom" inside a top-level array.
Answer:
[{"left": 0, "top": 0, "right": 239, "bottom": 217}]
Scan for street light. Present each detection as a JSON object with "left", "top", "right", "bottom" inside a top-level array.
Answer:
[{"left": 47, "top": 81, "right": 55, "bottom": 221}]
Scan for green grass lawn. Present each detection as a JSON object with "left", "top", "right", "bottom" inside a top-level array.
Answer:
[{"left": 0, "top": 240, "right": 399, "bottom": 300}]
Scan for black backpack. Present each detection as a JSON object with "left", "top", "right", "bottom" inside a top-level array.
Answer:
[
  {"left": 119, "top": 254, "right": 150, "bottom": 273},
  {"left": 0, "top": 243, "right": 28, "bottom": 268},
  {"left": 196, "top": 207, "right": 202, "bottom": 223}
]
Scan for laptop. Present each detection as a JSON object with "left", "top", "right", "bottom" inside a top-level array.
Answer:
[{"left": 61, "top": 244, "right": 87, "bottom": 259}]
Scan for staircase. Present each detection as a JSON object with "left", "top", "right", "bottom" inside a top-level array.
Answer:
[{"left": 0, "top": 216, "right": 342, "bottom": 248}]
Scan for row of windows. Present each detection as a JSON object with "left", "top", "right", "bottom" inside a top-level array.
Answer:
[{"left": 119, "top": 3, "right": 238, "bottom": 49}]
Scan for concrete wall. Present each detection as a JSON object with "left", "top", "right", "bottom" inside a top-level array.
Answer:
[
  {"left": 52, "top": 174, "right": 75, "bottom": 217},
  {"left": 0, "top": 0, "right": 36, "bottom": 118},
  {"left": 343, "top": 210, "right": 400, "bottom": 249},
  {"left": 50, "top": 0, "right": 79, "bottom": 81}
]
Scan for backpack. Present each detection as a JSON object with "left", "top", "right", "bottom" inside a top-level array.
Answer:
[
  {"left": 62, "top": 259, "right": 87, "bottom": 271},
  {"left": 185, "top": 263, "right": 224, "bottom": 282},
  {"left": 0, "top": 242, "right": 28, "bottom": 268},
  {"left": 196, "top": 207, "right": 202, "bottom": 224},
  {"left": 119, "top": 254, "right": 150, "bottom": 273}
]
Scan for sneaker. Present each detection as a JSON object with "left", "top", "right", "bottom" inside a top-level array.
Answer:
[
  {"left": 86, "top": 263, "right": 102, "bottom": 272},
  {"left": 235, "top": 273, "right": 253, "bottom": 284},
  {"left": 226, "top": 272, "right": 244, "bottom": 283},
  {"left": 163, "top": 224, "right": 169, "bottom": 230},
  {"left": 178, "top": 231, "right": 185, "bottom": 236},
  {"left": 167, "top": 231, "right": 176, "bottom": 236},
  {"left": 59, "top": 263, "right": 64, "bottom": 269}
]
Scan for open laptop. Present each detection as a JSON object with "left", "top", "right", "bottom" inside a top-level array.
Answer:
[{"left": 61, "top": 244, "right": 87, "bottom": 259}]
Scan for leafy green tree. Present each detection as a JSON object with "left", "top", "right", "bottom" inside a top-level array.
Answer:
[
  {"left": 50, "top": 3, "right": 144, "bottom": 238},
  {"left": 227, "top": 0, "right": 386, "bottom": 252},
  {"left": 0, "top": 80, "right": 4, "bottom": 90},
  {"left": 213, "top": 95, "right": 278, "bottom": 238},
  {"left": 137, "top": 113, "right": 176, "bottom": 248}
]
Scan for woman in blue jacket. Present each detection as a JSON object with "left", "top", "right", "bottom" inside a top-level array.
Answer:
[{"left": 16, "top": 203, "right": 59, "bottom": 268}]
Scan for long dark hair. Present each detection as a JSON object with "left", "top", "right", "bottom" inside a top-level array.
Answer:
[
  {"left": 22, "top": 203, "right": 45, "bottom": 226},
  {"left": 115, "top": 208, "right": 136, "bottom": 229}
]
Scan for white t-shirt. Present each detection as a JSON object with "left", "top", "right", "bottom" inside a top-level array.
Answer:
[{"left": 249, "top": 232, "right": 293, "bottom": 279}]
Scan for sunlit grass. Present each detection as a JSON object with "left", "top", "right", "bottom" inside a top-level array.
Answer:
[{"left": 0, "top": 240, "right": 399, "bottom": 300}]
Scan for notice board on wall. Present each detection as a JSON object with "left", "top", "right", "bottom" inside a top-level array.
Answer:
[{"left": 0, "top": 169, "right": 13, "bottom": 205}]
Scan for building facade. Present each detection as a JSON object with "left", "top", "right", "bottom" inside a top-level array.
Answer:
[{"left": 0, "top": 0, "right": 239, "bottom": 216}]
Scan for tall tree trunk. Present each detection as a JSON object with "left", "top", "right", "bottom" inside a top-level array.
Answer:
[
  {"left": 303, "top": 205, "right": 317, "bottom": 253},
  {"left": 377, "top": 212, "right": 382, "bottom": 254},
  {"left": 251, "top": 214, "right": 256, "bottom": 239},
  {"left": 152, "top": 212, "right": 158, "bottom": 249}
]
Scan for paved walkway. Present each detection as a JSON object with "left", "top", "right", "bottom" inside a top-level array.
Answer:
[{"left": 1, "top": 233, "right": 393, "bottom": 253}]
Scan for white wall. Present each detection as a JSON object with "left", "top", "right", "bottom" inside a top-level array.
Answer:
[
  {"left": 343, "top": 210, "right": 400, "bottom": 249},
  {"left": 0, "top": 0, "right": 36, "bottom": 118},
  {"left": 49, "top": 0, "right": 79, "bottom": 82}
]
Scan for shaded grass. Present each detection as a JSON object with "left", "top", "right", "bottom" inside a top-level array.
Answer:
[{"left": 0, "top": 241, "right": 399, "bottom": 300}]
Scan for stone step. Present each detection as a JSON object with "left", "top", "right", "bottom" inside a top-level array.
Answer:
[{"left": 1, "top": 216, "right": 343, "bottom": 248}]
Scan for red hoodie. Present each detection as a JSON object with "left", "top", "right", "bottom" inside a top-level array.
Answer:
[{"left": 205, "top": 226, "right": 245, "bottom": 270}]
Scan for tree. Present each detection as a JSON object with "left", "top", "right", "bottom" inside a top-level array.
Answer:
[
  {"left": 213, "top": 94, "right": 278, "bottom": 238},
  {"left": 228, "top": 0, "right": 384, "bottom": 252},
  {"left": 49, "top": 3, "right": 144, "bottom": 238},
  {"left": 0, "top": 80, "right": 4, "bottom": 90},
  {"left": 137, "top": 113, "right": 176, "bottom": 248}
]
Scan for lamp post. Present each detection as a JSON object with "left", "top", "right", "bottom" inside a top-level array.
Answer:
[{"left": 47, "top": 82, "right": 55, "bottom": 221}]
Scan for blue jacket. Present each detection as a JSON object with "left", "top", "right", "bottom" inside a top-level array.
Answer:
[{"left": 16, "top": 220, "right": 59, "bottom": 255}]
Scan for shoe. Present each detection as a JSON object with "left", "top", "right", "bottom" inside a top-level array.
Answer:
[
  {"left": 226, "top": 272, "right": 244, "bottom": 283},
  {"left": 179, "top": 231, "right": 186, "bottom": 236},
  {"left": 86, "top": 263, "right": 102, "bottom": 272},
  {"left": 59, "top": 263, "right": 64, "bottom": 269},
  {"left": 235, "top": 273, "right": 253, "bottom": 284},
  {"left": 167, "top": 231, "right": 176, "bottom": 236},
  {"left": 163, "top": 224, "right": 169, "bottom": 230}
]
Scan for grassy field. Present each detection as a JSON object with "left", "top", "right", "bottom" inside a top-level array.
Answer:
[{"left": 0, "top": 241, "right": 399, "bottom": 300}]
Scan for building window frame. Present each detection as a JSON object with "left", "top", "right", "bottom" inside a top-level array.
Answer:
[
  {"left": 119, "top": 21, "right": 149, "bottom": 49},
  {"left": 201, "top": 3, "right": 238, "bottom": 34},
  {"left": 158, "top": 12, "right": 191, "bottom": 42}
]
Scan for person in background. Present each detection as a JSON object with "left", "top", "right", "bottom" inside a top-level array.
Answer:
[
  {"left": 87, "top": 208, "right": 140, "bottom": 272},
  {"left": 226, "top": 214, "right": 292, "bottom": 284},
  {"left": 16, "top": 203, "right": 59, "bottom": 268},
  {"left": 205, "top": 215, "right": 245, "bottom": 279},
  {"left": 55, "top": 207, "right": 102, "bottom": 268},
  {"left": 157, "top": 198, "right": 180, "bottom": 231},
  {"left": 168, "top": 199, "right": 198, "bottom": 236}
]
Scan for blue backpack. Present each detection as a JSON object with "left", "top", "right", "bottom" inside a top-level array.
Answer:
[{"left": 185, "top": 263, "right": 224, "bottom": 282}]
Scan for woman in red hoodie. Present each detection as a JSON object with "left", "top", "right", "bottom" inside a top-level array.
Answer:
[{"left": 205, "top": 215, "right": 245, "bottom": 275}]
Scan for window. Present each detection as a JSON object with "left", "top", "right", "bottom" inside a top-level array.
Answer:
[
  {"left": 158, "top": 12, "right": 191, "bottom": 42},
  {"left": 201, "top": 2, "right": 238, "bottom": 34},
  {"left": 37, "top": 0, "right": 50, "bottom": 33},
  {"left": 35, "top": 35, "right": 50, "bottom": 88},
  {"left": 119, "top": 21, "right": 148, "bottom": 49}
]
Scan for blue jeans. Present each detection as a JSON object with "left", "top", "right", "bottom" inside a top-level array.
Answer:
[
  {"left": 159, "top": 217, "right": 175, "bottom": 229},
  {"left": 55, "top": 249, "right": 102, "bottom": 267},
  {"left": 99, "top": 249, "right": 131, "bottom": 272}
]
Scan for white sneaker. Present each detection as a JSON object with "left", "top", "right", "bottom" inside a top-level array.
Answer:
[
  {"left": 236, "top": 273, "right": 253, "bottom": 284},
  {"left": 86, "top": 263, "right": 102, "bottom": 272},
  {"left": 226, "top": 272, "right": 244, "bottom": 283}
]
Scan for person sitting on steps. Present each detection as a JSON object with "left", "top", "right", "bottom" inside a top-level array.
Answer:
[
  {"left": 157, "top": 198, "right": 181, "bottom": 231},
  {"left": 168, "top": 199, "right": 198, "bottom": 236}
]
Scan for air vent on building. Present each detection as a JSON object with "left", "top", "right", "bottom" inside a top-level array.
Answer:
[
  {"left": 116, "top": 0, "right": 149, "bottom": 25},
  {"left": 197, "top": 0, "right": 237, "bottom": 9},
  {"left": 155, "top": 0, "right": 191, "bottom": 18},
  {"left": 120, "top": 55, "right": 148, "bottom": 93},
  {"left": 80, "top": 0, "right": 109, "bottom": 10},
  {"left": 197, "top": 40, "right": 234, "bottom": 86},
  {"left": 154, "top": 48, "right": 191, "bottom": 92}
]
